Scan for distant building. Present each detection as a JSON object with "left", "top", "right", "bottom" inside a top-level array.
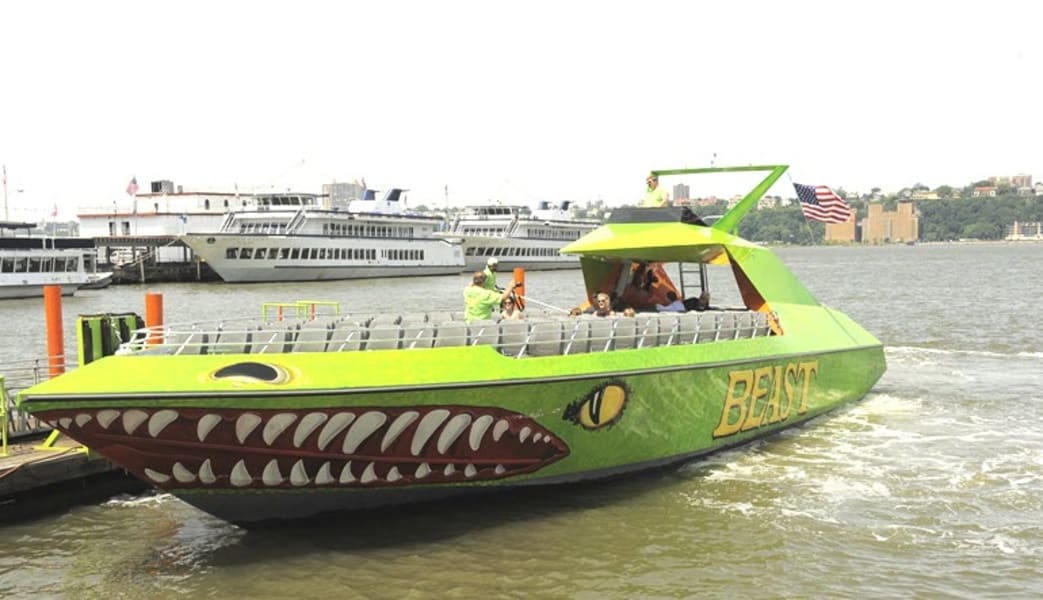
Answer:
[
  {"left": 972, "top": 186, "right": 997, "bottom": 198},
  {"left": 990, "top": 174, "right": 1033, "bottom": 189},
  {"left": 322, "top": 181, "right": 367, "bottom": 209},
  {"left": 863, "top": 202, "right": 919, "bottom": 243},
  {"left": 824, "top": 216, "right": 857, "bottom": 243},
  {"left": 672, "top": 183, "right": 690, "bottom": 202},
  {"left": 1006, "top": 221, "right": 1043, "bottom": 241},
  {"left": 910, "top": 190, "right": 939, "bottom": 200}
]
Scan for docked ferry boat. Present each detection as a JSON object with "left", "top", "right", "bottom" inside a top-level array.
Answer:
[
  {"left": 0, "top": 221, "right": 110, "bottom": 299},
  {"left": 437, "top": 201, "right": 600, "bottom": 271},
  {"left": 180, "top": 189, "right": 464, "bottom": 282},
  {"left": 17, "top": 165, "right": 885, "bottom": 524}
]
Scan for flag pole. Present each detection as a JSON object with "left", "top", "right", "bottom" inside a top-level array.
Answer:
[{"left": 2, "top": 165, "right": 8, "bottom": 221}]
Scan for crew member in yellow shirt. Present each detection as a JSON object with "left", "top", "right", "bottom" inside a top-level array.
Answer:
[{"left": 641, "top": 173, "right": 670, "bottom": 207}]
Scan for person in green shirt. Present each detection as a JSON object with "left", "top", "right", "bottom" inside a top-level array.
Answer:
[
  {"left": 641, "top": 173, "right": 670, "bottom": 207},
  {"left": 482, "top": 257, "right": 499, "bottom": 291},
  {"left": 464, "top": 271, "right": 517, "bottom": 322}
]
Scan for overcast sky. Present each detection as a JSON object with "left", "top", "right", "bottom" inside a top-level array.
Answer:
[{"left": 1, "top": 1, "right": 1039, "bottom": 220}]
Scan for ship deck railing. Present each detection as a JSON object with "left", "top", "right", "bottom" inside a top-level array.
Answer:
[{"left": 118, "top": 309, "right": 778, "bottom": 359}]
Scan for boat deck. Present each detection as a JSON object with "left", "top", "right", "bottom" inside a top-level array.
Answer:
[{"left": 128, "top": 309, "right": 777, "bottom": 358}]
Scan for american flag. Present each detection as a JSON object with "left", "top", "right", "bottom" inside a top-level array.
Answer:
[
  {"left": 793, "top": 183, "right": 853, "bottom": 224},
  {"left": 126, "top": 176, "right": 139, "bottom": 196}
]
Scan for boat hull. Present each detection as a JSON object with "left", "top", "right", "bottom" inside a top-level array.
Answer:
[
  {"left": 180, "top": 234, "right": 465, "bottom": 283},
  {"left": 23, "top": 342, "right": 884, "bottom": 523}
]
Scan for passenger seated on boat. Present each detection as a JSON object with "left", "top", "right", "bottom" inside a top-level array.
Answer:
[
  {"left": 464, "top": 271, "right": 517, "bottom": 323},
  {"left": 656, "top": 291, "right": 685, "bottom": 312},
  {"left": 501, "top": 297, "right": 524, "bottom": 320},
  {"left": 593, "top": 292, "right": 615, "bottom": 317},
  {"left": 683, "top": 291, "right": 712, "bottom": 312},
  {"left": 622, "top": 307, "right": 636, "bottom": 317},
  {"left": 640, "top": 173, "right": 670, "bottom": 207}
]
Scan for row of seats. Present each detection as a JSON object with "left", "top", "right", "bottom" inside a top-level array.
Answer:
[{"left": 160, "top": 311, "right": 774, "bottom": 357}]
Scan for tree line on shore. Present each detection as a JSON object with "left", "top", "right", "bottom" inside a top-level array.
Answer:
[{"left": 733, "top": 194, "right": 1043, "bottom": 244}]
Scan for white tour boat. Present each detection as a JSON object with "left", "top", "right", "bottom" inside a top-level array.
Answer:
[
  {"left": 180, "top": 189, "right": 464, "bottom": 283},
  {"left": 437, "top": 201, "right": 600, "bottom": 271},
  {"left": 0, "top": 221, "right": 111, "bottom": 299}
]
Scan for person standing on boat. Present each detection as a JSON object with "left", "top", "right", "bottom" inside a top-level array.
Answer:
[
  {"left": 641, "top": 174, "right": 670, "bottom": 207},
  {"left": 482, "top": 257, "right": 500, "bottom": 291},
  {"left": 464, "top": 271, "right": 517, "bottom": 322}
]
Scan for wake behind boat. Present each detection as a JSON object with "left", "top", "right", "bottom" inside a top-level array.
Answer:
[
  {"left": 437, "top": 201, "right": 600, "bottom": 271},
  {"left": 17, "top": 165, "right": 885, "bottom": 524},
  {"left": 180, "top": 189, "right": 464, "bottom": 282}
]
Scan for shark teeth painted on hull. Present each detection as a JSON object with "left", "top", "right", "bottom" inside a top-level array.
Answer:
[{"left": 43, "top": 406, "right": 570, "bottom": 492}]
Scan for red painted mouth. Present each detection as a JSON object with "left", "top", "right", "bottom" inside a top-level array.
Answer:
[{"left": 41, "top": 406, "right": 569, "bottom": 491}]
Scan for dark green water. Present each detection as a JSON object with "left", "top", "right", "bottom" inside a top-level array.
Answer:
[{"left": 2, "top": 243, "right": 1041, "bottom": 598}]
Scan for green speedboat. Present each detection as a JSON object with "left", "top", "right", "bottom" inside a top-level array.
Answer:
[{"left": 17, "top": 165, "right": 885, "bottom": 524}]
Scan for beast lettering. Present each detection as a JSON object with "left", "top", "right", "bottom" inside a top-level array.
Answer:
[{"left": 712, "top": 361, "right": 819, "bottom": 438}]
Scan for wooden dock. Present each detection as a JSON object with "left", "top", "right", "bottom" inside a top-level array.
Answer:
[{"left": 0, "top": 435, "right": 144, "bottom": 522}]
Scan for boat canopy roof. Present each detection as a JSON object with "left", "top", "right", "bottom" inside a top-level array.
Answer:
[{"left": 561, "top": 207, "right": 754, "bottom": 264}]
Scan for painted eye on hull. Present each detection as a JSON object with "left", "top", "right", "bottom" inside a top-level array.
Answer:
[
  {"left": 563, "top": 381, "right": 629, "bottom": 430},
  {"left": 211, "top": 362, "right": 290, "bottom": 384}
]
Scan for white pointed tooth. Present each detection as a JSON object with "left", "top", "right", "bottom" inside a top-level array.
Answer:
[
  {"left": 96, "top": 411, "right": 119, "bottom": 429},
  {"left": 339, "top": 461, "right": 356, "bottom": 483},
  {"left": 544, "top": 436, "right": 553, "bottom": 443},
  {"left": 199, "top": 459, "right": 216, "bottom": 484},
  {"left": 492, "top": 418, "right": 510, "bottom": 442},
  {"left": 262, "top": 413, "right": 298, "bottom": 446},
  {"left": 415, "top": 463, "right": 431, "bottom": 479},
  {"left": 172, "top": 462, "right": 196, "bottom": 483},
  {"left": 315, "top": 462, "right": 334, "bottom": 485},
  {"left": 236, "top": 413, "right": 262, "bottom": 444},
  {"left": 381, "top": 411, "right": 419, "bottom": 452},
  {"left": 468, "top": 415, "right": 495, "bottom": 451},
  {"left": 74, "top": 413, "right": 92, "bottom": 428},
  {"left": 386, "top": 466, "right": 402, "bottom": 482},
  {"left": 123, "top": 410, "right": 149, "bottom": 435},
  {"left": 436, "top": 414, "right": 473, "bottom": 454},
  {"left": 262, "top": 459, "right": 283, "bottom": 486},
  {"left": 318, "top": 413, "right": 356, "bottom": 451},
  {"left": 411, "top": 409, "right": 450, "bottom": 456},
  {"left": 533, "top": 433, "right": 543, "bottom": 443},
  {"left": 59, "top": 417, "right": 72, "bottom": 429},
  {"left": 290, "top": 460, "right": 309, "bottom": 486},
  {"left": 495, "top": 464, "right": 506, "bottom": 475},
  {"left": 519, "top": 426, "right": 532, "bottom": 443},
  {"left": 148, "top": 410, "right": 179, "bottom": 438},
  {"left": 144, "top": 468, "right": 170, "bottom": 483},
  {"left": 96, "top": 410, "right": 120, "bottom": 429},
  {"left": 230, "top": 460, "right": 252, "bottom": 487},
  {"left": 197, "top": 414, "right": 222, "bottom": 443},
  {"left": 443, "top": 463, "right": 456, "bottom": 476},
  {"left": 464, "top": 464, "right": 477, "bottom": 478},
  {"left": 342, "top": 411, "right": 388, "bottom": 454},
  {"left": 293, "top": 413, "right": 329, "bottom": 448},
  {"left": 360, "top": 462, "right": 378, "bottom": 484}
]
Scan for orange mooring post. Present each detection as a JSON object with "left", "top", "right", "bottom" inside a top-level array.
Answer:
[
  {"left": 145, "top": 292, "right": 165, "bottom": 345},
  {"left": 44, "top": 285, "right": 65, "bottom": 378},
  {"left": 513, "top": 267, "right": 526, "bottom": 311}
]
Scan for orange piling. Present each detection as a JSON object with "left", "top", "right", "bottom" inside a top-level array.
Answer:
[
  {"left": 513, "top": 267, "right": 526, "bottom": 311},
  {"left": 145, "top": 292, "right": 164, "bottom": 345},
  {"left": 44, "top": 286, "right": 65, "bottom": 378}
]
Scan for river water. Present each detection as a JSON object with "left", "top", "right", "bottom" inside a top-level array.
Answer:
[{"left": 1, "top": 243, "right": 1041, "bottom": 598}]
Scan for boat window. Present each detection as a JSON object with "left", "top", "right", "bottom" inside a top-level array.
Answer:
[
  {"left": 241, "top": 248, "right": 253, "bottom": 259},
  {"left": 1, "top": 258, "right": 12, "bottom": 273},
  {"left": 13, "top": 258, "right": 26, "bottom": 272},
  {"left": 269, "top": 248, "right": 278, "bottom": 259},
  {"left": 280, "top": 248, "right": 290, "bottom": 259},
  {"left": 54, "top": 258, "right": 66, "bottom": 273},
  {"left": 28, "top": 257, "right": 42, "bottom": 273},
  {"left": 255, "top": 248, "right": 267, "bottom": 259},
  {"left": 291, "top": 248, "right": 300, "bottom": 260},
  {"left": 226, "top": 248, "right": 238, "bottom": 259}
]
